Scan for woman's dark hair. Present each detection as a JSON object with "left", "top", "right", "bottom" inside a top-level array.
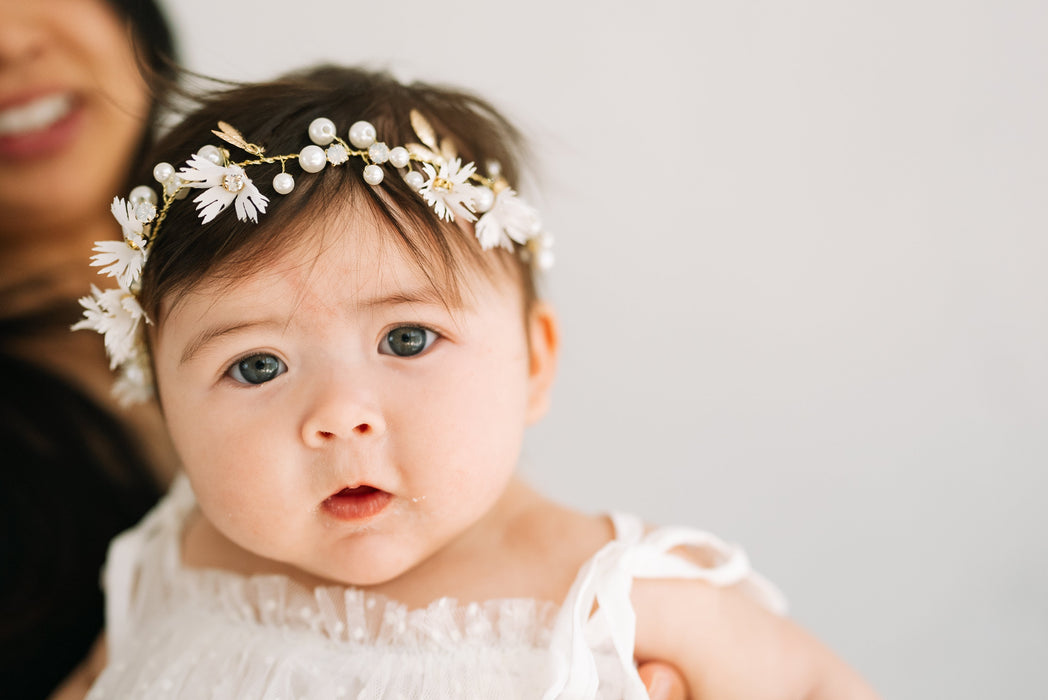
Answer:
[
  {"left": 137, "top": 65, "right": 539, "bottom": 326},
  {"left": 108, "top": 0, "right": 179, "bottom": 193},
  {"left": 0, "top": 2, "right": 175, "bottom": 697}
]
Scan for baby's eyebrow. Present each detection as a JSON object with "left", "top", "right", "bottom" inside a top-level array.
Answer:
[
  {"left": 355, "top": 286, "right": 455, "bottom": 311},
  {"left": 179, "top": 320, "right": 277, "bottom": 366}
]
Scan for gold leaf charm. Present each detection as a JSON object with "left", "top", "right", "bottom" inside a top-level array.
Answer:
[
  {"left": 439, "top": 138, "right": 458, "bottom": 163},
  {"left": 211, "top": 121, "right": 265, "bottom": 157},
  {"left": 409, "top": 110, "right": 438, "bottom": 151},
  {"left": 406, "top": 142, "right": 441, "bottom": 164}
]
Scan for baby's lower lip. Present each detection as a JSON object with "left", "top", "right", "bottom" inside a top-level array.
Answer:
[{"left": 321, "top": 486, "right": 392, "bottom": 521}]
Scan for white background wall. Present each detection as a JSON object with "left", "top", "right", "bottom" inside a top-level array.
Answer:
[{"left": 157, "top": 1, "right": 1048, "bottom": 697}]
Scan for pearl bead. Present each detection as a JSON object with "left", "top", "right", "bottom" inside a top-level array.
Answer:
[
  {"left": 368, "top": 142, "right": 389, "bottom": 164},
  {"left": 388, "top": 146, "right": 409, "bottom": 168},
  {"left": 308, "top": 117, "right": 337, "bottom": 146},
  {"left": 363, "top": 164, "right": 384, "bottom": 185},
  {"left": 348, "top": 120, "right": 376, "bottom": 149},
  {"left": 485, "top": 159, "right": 502, "bottom": 178},
  {"left": 169, "top": 176, "right": 189, "bottom": 199},
  {"left": 404, "top": 170, "right": 424, "bottom": 190},
  {"left": 472, "top": 186, "right": 495, "bottom": 213},
  {"left": 129, "top": 185, "right": 157, "bottom": 205},
  {"left": 273, "top": 172, "right": 295, "bottom": 194},
  {"left": 298, "top": 145, "right": 327, "bottom": 173},
  {"left": 196, "top": 145, "right": 223, "bottom": 165},
  {"left": 152, "top": 162, "right": 174, "bottom": 184}
]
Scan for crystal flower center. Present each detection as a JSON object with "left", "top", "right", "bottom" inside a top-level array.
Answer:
[
  {"left": 432, "top": 177, "right": 454, "bottom": 192},
  {"left": 222, "top": 172, "right": 246, "bottom": 193}
]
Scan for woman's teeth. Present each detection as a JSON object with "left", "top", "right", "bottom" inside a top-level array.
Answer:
[{"left": 0, "top": 94, "right": 74, "bottom": 136}]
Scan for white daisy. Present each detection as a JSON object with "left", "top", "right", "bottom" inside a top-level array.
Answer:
[
  {"left": 474, "top": 189, "right": 542, "bottom": 251},
  {"left": 419, "top": 158, "right": 478, "bottom": 223},
  {"left": 90, "top": 240, "right": 147, "bottom": 292},
  {"left": 112, "top": 350, "right": 154, "bottom": 406},
  {"left": 179, "top": 154, "right": 269, "bottom": 224},
  {"left": 72, "top": 285, "right": 145, "bottom": 369},
  {"left": 109, "top": 197, "right": 147, "bottom": 248}
]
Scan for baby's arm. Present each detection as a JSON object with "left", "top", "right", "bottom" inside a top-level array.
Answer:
[{"left": 632, "top": 578, "right": 881, "bottom": 700}]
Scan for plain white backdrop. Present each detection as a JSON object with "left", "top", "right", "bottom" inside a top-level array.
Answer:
[{"left": 156, "top": 1, "right": 1048, "bottom": 697}]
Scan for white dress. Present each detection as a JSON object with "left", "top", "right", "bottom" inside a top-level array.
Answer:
[{"left": 87, "top": 475, "right": 786, "bottom": 700}]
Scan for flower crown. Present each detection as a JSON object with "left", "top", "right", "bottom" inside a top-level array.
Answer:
[{"left": 73, "top": 110, "right": 554, "bottom": 405}]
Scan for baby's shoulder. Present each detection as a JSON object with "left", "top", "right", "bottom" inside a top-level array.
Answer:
[{"left": 506, "top": 498, "right": 615, "bottom": 599}]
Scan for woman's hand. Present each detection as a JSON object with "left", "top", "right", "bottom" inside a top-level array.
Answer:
[{"left": 639, "top": 661, "right": 688, "bottom": 700}]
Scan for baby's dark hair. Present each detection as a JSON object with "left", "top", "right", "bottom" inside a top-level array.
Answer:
[{"left": 137, "top": 65, "right": 539, "bottom": 322}]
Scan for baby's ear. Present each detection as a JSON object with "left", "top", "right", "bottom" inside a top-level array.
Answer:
[{"left": 525, "top": 301, "right": 559, "bottom": 424}]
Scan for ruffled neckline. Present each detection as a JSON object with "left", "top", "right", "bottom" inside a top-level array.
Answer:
[{"left": 149, "top": 475, "right": 563, "bottom": 649}]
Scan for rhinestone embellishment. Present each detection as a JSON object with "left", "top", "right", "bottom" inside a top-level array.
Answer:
[{"left": 222, "top": 172, "right": 246, "bottom": 193}]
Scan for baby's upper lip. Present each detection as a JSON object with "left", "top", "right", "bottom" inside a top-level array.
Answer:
[
  {"left": 331, "top": 484, "right": 380, "bottom": 496},
  {"left": 325, "top": 483, "right": 387, "bottom": 500}
]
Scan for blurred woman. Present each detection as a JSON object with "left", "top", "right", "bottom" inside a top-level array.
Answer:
[{"left": 0, "top": 1, "right": 177, "bottom": 696}]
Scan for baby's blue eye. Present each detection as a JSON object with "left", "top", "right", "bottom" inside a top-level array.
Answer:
[
  {"left": 228, "top": 353, "right": 286, "bottom": 384},
  {"left": 380, "top": 326, "right": 437, "bottom": 357}
]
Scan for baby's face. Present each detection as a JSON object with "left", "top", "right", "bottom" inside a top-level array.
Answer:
[{"left": 153, "top": 208, "right": 553, "bottom": 586}]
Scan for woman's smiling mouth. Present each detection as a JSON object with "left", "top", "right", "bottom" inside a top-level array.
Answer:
[{"left": 0, "top": 92, "right": 82, "bottom": 160}]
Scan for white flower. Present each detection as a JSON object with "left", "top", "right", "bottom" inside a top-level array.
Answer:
[
  {"left": 72, "top": 285, "right": 145, "bottom": 369},
  {"left": 112, "top": 350, "right": 154, "bottom": 406},
  {"left": 90, "top": 240, "right": 147, "bottom": 292},
  {"left": 109, "top": 197, "right": 147, "bottom": 248},
  {"left": 419, "top": 159, "right": 478, "bottom": 223},
  {"left": 179, "top": 154, "right": 269, "bottom": 224},
  {"left": 474, "top": 189, "right": 542, "bottom": 251}
]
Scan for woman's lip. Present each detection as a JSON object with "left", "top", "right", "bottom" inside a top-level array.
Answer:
[
  {"left": 321, "top": 485, "right": 393, "bottom": 522},
  {"left": 0, "top": 92, "right": 83, "bottom": 161}
]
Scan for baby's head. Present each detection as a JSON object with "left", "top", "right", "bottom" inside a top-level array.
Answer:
[{"left": 78, "top": 66, "right": 558, "bottom": 586}]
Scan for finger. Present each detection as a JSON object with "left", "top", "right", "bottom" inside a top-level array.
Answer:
[{"left": 638, "top": 660, "right": 688, "bottom": 700}]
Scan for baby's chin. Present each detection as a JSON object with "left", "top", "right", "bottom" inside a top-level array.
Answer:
[{"left": 276, "top": 530, "right": 449, "bottom": 593}]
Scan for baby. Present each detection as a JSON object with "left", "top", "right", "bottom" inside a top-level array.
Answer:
[{"left": 76, "top": 65, "right": 881, "bottom": 699}]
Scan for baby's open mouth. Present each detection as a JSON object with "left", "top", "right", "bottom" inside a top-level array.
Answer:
[{"left": 321, "top": 485, "right": 392, "bottom": 521}]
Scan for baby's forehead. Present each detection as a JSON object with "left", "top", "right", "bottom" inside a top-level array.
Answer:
[{"left": 165, "top": 206, "right": 475, "bottom": 317}]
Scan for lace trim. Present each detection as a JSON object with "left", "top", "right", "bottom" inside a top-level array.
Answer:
[{"left": 167, "top": 567, "right": 560, "bottom": 648}]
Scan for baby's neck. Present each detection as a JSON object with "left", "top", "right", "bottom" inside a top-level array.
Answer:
[{"left": 181, "top": 476, "right": 613, "bottom": 609}]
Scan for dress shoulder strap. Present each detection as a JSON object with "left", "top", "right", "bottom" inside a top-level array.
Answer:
[
  {"left": 543, "top": 514, "right": 786, "bottom": 700},
  {"left": 608, "top": 512, "right": 645, "bottom": 541}
]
